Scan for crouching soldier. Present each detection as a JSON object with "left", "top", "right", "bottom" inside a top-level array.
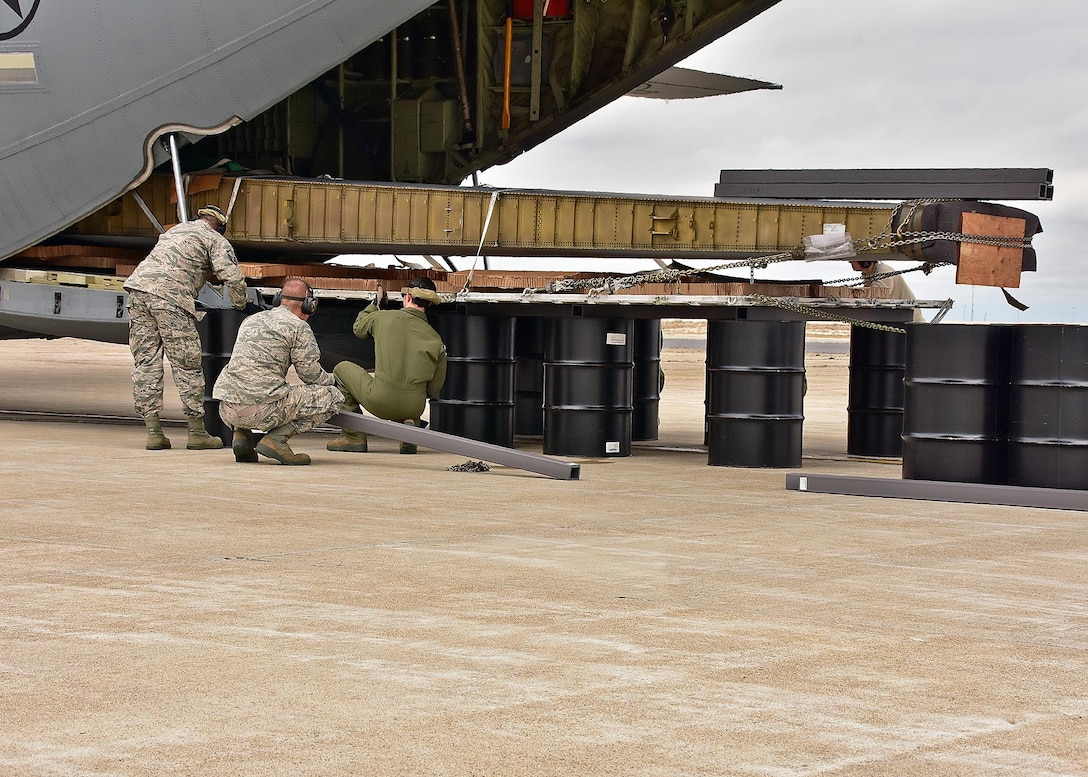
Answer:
[
  {"left": 328, "top": 277, "right": 447, "bottom": 454},
  {"left": 213, "top": 278, "right": 344, "bottom": 465}
]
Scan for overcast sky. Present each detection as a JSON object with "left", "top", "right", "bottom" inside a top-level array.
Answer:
[{"left": 476, "top": 0, "right": 1088, "bottom": 324}]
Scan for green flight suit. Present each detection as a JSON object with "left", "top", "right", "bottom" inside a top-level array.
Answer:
[{"left": 333, "top": 303, "right": 447, "bottom": 422}]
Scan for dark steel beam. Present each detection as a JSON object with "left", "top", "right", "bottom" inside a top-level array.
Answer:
[
  {"left": 715, "top": 168, "right": 1054, "bottom": 200},
  {"left": 715, "top": 183, "right": 1052, "bottom": 201},
  {"left": 719, "top": 168, "right": 1053, "bottom": 184},
  {"left": 330, "top": 412, "right": 580, "bottom": 481},
  {"left": 785, "top": 473, "right": 1088, "bottom": 512}
]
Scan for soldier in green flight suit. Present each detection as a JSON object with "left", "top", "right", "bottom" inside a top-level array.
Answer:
[
  {"left": 123, "top": 205, "right": 248, "bottom": 451},
  {"left": 328, "top": 276, "right": 447, "bottom": 455},
  {"left": 213, "top": 278, "right": 344, "bottom": 465}
]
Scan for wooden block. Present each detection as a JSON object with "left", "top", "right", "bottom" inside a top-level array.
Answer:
[{"left": 956, "top": 212, "right": 1025, "bottom": 288}]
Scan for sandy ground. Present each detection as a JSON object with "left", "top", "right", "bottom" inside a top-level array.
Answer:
[{"left": 0, "top": 337, "right": 1085, "bottom": 776}]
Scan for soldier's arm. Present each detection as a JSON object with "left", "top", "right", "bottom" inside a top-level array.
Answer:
[
  {"left": 426, "top": 347, "right": 447, "bottom": 398},
  {"left": 209, "top": 236, "right": 248, "bottom": 310},
  {"left": 291, "top": 327, "right": 335, "bottom": 386},
  {"left": 351, "top": 306, "right": 379, "bottom": 341}
]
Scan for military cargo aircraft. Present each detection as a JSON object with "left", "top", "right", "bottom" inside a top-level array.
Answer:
[
  {"left": 0, "top": 0, "right": 1043, "bottom": 343},
  {"left": 0, "top": 0, "right": 784, "bottom": 260}
]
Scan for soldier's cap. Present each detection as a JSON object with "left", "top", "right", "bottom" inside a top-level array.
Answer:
[
  {"left": 403, "top": 277, "right": 441, "bottom": 305},
  {"left": 196, "top": 205, "right": 228, "bottom": 226}
]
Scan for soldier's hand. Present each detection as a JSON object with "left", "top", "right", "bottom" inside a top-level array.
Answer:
[{"left": 374, "top": 282, "right": 387, "bottom": 308}]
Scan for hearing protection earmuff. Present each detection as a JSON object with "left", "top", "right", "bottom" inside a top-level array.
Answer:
[{"left": 273, "top": 283, "right": 318, "bottom": 315}]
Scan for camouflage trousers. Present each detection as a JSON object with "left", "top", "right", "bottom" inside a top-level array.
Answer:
[
  {"left": 217, "top": 384, "right": 345, "bottom": 436},
  {"left": 128, "top": 290, "right": 204, "bottom": 418}
]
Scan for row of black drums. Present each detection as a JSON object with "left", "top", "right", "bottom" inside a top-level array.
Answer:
[
  {"left": 848, "top": 323, "right": 1088, "bottom": 490},
  {"left": 902, "top": 324, "right": 1088, "bottom": 490},
  {"left": 430, "top": 313, "right": 809, "bottom": 465},
  {"left": 427, "top": 313, "right": 663, "bottom": 457}
]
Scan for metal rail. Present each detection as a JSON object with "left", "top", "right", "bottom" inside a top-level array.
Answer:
[
  {"left": 330, "top": 412, "right": 581, "bottom": 481},
  {"left": 786, "top": 473, "right": 1088, "bottom": 512}
]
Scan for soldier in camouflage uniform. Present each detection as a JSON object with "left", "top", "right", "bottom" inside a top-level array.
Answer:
[
  {"left": 329, "top": 276, "right": 447, "bottom": 455},
  {"left": 123, "top": 205, "right": 248, "bottom": 450},
  {"left": 213, "top": 278, "right": 344, "bottom": 465},
  {"left": 851, "top": 260, "right": 926, "bottom": 323}
]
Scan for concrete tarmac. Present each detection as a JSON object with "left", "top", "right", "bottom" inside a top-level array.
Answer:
[{"left": 0, "top": 338, "right": 1085, "bottom": 776}]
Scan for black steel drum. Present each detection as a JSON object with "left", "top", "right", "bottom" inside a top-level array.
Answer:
[
  {"left": 196, "top": 307, "right": 249, "bottom": 444},
  {"left": 902, "top": 324, "right": 1010, "bottom": 484},
  {"left": 513, "top": 316, "right": 545, "bottom": 436},
  {"left": 429, "top": 311, "right": 515, "bottom": 447},
  {"left": 632, "top": 318, "right": 662, "bottom": 441},
  {"left": 543, "top": 317, "right": 633, "bottom": 457},
  {"left": 705, "top": 320, "right": 805, "bottom": 468},
  {"left": 1007, "top": 324, "right": 1088, "bottom": 489},
  {"left": 847, "top": 326, "right": 907, "bottom": 458}
]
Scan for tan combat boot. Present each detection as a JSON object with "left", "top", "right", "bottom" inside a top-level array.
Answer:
[
  {"left": 254, "top": 425, "right": 311, "bottom": 465},
  {"left": 186, "top": 417, "right": 224, "bottom": 450},
  {"left": 232, "top": 428, "right": 258, "bottom": 463},
  {"left": 327, "top": 429, "right": 368, "bottom": 452},
  {"left": 143, "top": 413, "right": 171, "bottom": 450}
]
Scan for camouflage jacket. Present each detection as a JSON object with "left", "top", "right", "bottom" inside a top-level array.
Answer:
[
  {"left": 213, "top": 305, "right": 335, "bottom": 404},
  {"left": 866, "top": 262, "right": 925, "bottom": 322},
  {"left": 123, "top": 219, "right": 247, "bottom": 315},
  {"left": 353, "top": 304, "right": 447, "bottom": 398}
]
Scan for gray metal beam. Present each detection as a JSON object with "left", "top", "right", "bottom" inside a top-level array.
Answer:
[
  {"left": 718, "top": 168, "right": 1053, "bottom": 185},
  {"left": 714, "top": 182, "right": 1052, "bottom": 201},
  {"left": 715, "top": 168, "right": 1054, "bottom": 200},
  {"left": 785, "top": 473, "right": 1088, "bottom": 512},
  {"left": 330, "top": 412, "right": 580, "bottom": 481}
]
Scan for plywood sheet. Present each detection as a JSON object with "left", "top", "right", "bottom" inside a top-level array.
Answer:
[{"left": 956, "top": 212, "right": 1024, "bottom": 288}]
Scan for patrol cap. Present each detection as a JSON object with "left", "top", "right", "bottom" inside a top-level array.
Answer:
[
  {"left": 402, "top": 276, "right": 441, "bottom": 305},
  {"left": 196, "top": 205, "right": 228, "bottom": 227}
]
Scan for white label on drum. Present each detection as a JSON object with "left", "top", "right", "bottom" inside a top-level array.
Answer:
[
  {"left": 606, "top": 333, "right": 626, "bottom": 346},
  {"left": 605, "top": 441, "right": 620, "bottom": 454}
]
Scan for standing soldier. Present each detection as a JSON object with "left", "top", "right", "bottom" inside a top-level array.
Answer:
[
  {"left": 329, "top": 276, "right": 447, "bottom": 454},
  {"left": 123, "top": 205, "right": 248, "bottom": 450},
  {"left": 213, "top": 278, "right": 344, "bottom": 465},
  {"left": 850, "top": 260, "right": 926, "bottom": 323}
]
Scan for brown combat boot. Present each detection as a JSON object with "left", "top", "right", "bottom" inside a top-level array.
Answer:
[
  {"left": 327, "top": 430, "right": 368, "bottom": 452},
  {"left": 143, "top": 413, "right": 171, "bottom": 450},
  {"left": 186, "top": 417, "right": 224, "bottom": 450},
  {"left": 399, "top": 418, "right": 418, "bottom": 455},
  {"left": 232, "top": 428, "right": 258, "bottom": 463},
  {"left": 254, "top": 425, "right": 311, "bottom": 465}
]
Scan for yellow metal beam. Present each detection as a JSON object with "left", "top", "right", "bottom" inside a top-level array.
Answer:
[{"left": 68, "top": 174, "right": 897, "bottom": 259}]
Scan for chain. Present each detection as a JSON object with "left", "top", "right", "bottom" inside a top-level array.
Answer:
[
  {"left": 748, "top": 294, "right": 909, "bottom": 334},
  {"left": 824, "top": 260, "right": 949, "bottom": 288},
  {"left": 447, "top": 459, "right": 491, "bottom": 473},
  {"left": 524, "top": 251, "right": 801, "bottom": 295}
]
